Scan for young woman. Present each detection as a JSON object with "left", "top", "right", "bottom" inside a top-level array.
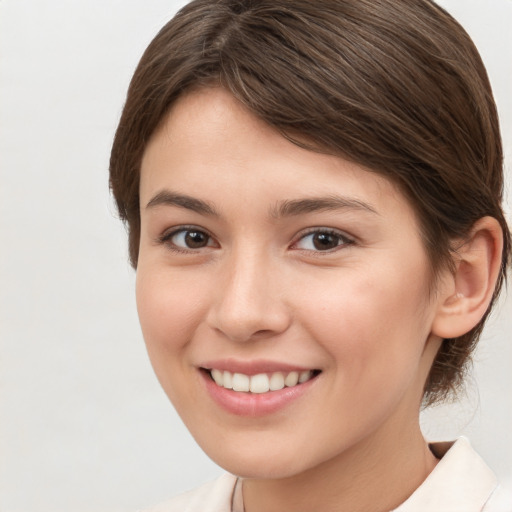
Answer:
[{"left": 109, "top": 1, "right": 511, "bottom": 510}]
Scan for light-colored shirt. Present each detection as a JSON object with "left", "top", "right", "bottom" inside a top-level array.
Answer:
[{"left": 141, "top": 437, "right": 512, "bottom": 511}]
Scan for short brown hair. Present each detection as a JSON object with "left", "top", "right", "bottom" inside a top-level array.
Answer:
[{"left": 110, "top": 0, "right": 511, "bottom": 405}]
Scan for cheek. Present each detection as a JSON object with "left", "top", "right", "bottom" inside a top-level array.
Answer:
[
  {"left": 135, "top": 266, "right": 213, "bottom": 411},
  {"left": 300, "top": 264, "right": 432, "bottom": 393},
  {"left": 135, "top": 267, "right": 208, "bottom": 358}
]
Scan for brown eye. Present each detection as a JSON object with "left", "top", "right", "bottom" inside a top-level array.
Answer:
[
  {"left": 184, "top": 230, "right": 209, "bottom": 248},
  {"left": 168, "top": 229, "right": 214, "bottom": 249},
  {"left": 311, "top": 233, "right": 339, "bottom": 250},
  {"left": 294, "top": 230, "right": 352, "bottom": 252}
]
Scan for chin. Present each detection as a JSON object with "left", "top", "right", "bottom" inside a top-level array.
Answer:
[
  {"left": 215, "top": 456, "right": 307, "bottom": 480},
  {"left": 195, "top": 434, "right": 325, "bottom": 480}
]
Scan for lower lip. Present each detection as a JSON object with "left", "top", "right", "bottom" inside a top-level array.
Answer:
[{"left": 200, "top": 370, "right": 318, "bottom": 417}]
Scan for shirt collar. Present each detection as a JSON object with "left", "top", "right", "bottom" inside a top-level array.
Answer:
[
  {"left": 232, "top": 438, "right": 498, "bottom": 512},
  {"left": 392, "top": 437, "right": 498, "bottom": 512}
]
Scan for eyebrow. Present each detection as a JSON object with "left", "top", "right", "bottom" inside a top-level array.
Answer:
[
  {"left": 145, "top": 191, "right": 219, "bottom": 217},
  {"left": 145, "top": 190, "right": 378, "bottom": 219},
  {"left": 271, "top": 195, "right": 379, "bottom": 218}
]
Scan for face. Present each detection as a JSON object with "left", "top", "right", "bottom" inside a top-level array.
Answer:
[{"left": 137, "top": 87, "right": 444, "bottom": 479}]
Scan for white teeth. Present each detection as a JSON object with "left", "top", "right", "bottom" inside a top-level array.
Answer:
[
  {"left": 232, "top": 373, "right": 250, "bottom": 392},
  {"left": 209, "top": 369, "right": 316, "bottom": 393},
  {"left": 284, "top": 371, "right": 299, "bottom": 387},
  {"left": 249, "top": 373, "right": 270, "bottom": 394},
  {"left": 269, "top": 372, "right": 285, "bottom": 391},
  {"left": 223, "top": 370, "right": 233, "bottom": 389},
  {"left": 211, "top": 369, "right": 224, "bottom": 386},
  {"left": 299, "top": 370, "right": 312, "bottom": 383}
]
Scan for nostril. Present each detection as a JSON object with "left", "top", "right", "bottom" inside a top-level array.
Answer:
[
  {"left": 205, "top": 280, "right": 292, "bottom": 342},
  {"left": 252, "top": 329, "right": 277, "bottom": 338}
]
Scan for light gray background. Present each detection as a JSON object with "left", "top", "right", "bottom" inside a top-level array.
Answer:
[{"left": 0, "top": 1, "right": 510, "bottom": 511}]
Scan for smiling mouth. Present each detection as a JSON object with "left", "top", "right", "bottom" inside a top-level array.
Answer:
[{"left": 204, "top": 368, "right": 321, "bottom": 394}]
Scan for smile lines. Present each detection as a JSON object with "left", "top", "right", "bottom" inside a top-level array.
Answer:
[{"left": 208, "top": 369, "right": 319, "bottom": 394}]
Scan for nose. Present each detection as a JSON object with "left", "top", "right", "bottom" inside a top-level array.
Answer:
[{"left": 206, "top": 251, "right": 292, "bottom": 343}]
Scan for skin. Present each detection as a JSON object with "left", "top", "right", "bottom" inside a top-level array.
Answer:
[{"left": 136, "top": 87, "right": 457, "bottom": 512}]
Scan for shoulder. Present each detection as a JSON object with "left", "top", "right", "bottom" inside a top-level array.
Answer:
[
  {"left": 138, "top": 473, "right": 238, "bottom": 512},
  {"left": 484, "top": 486, "right": 512, "bottom": 512}
]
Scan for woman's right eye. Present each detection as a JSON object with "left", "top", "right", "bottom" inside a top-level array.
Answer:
[{"left": 161, "top": 228, "right": 216, "bottom": 251}]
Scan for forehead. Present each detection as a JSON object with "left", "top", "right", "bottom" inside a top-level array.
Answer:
[{"left": 139, "top": 87, "right": 415, "bottom": 224}]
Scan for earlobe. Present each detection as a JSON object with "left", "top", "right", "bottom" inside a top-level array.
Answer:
[{"left": 432, "top": 217, "right": 503, "bottom": 339}]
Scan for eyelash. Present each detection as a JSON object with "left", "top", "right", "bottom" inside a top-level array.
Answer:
[
  {"left": 157, "top": 226, "right": 355, "bottom": 254},
  {"left": 157, "top": 225, "right": 217, "bottom": 254},
  {"left": 291, "top": 228, "right": 355, "bottom": 253}
]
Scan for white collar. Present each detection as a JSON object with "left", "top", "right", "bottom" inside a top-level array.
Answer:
[
  {"left": 392, "top": 437, "right": 498, "bottom": 512},
  {"left": 232, "top": 438, "right": 499, "bottom": 512}
]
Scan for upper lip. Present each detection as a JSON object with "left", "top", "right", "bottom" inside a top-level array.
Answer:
[{"left": 199, "top": 358, "right": 318, "bottom": 376}]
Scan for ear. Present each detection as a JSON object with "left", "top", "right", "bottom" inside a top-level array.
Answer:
[{"left": 432, "top": 217, "right": 504, "bottom": 339}]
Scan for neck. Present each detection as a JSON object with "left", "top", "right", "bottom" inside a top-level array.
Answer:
[{"left": 242, "top": 418, "right": 438, "bottom": 512}]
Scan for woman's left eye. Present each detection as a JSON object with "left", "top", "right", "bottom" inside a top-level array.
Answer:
[{"left": 293, "top": 230, "right": 353, "bottom": 252}]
